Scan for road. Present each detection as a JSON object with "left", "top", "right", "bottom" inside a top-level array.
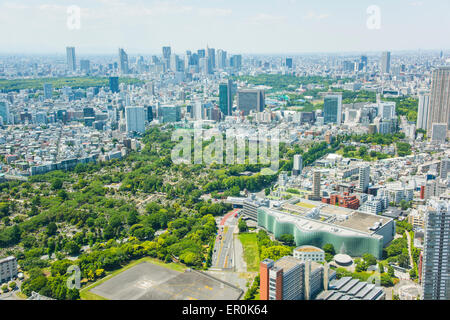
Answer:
[{"left": 211, "top": 209, "right": 239, "bottom": 270}]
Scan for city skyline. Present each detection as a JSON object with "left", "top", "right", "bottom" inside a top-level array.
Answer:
[{"left": 1, "top": 0, "right": 450, "bottom": 54}]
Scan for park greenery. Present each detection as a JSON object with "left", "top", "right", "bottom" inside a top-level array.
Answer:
[{"left": 0, "top": 77, "right": 143, "bottom": 93}]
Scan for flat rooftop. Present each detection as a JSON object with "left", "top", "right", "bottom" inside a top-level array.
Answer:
[
  {"left": 295, "top": 246, "right": 324, "bottom": 253},
  {"left": 267, "top": 198, "right": 392, "bottom": 236},
  {"left": 274, "top": 256, "right": 301, "bottom": 272}
]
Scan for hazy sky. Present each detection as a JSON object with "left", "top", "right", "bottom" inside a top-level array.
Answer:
[{"left": 0, "top": 0, "right": 449, "bottom": 55}]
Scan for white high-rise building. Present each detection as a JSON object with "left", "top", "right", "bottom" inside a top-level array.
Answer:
[
  {"left": 193, "top": 100, "right": 203, "bottom": 120},
  {"left": 125, "top": 106, "right": 146, "bottom": 133},
  {"left": 358, "top": 165, "right": 370, "bottom": 193},
  {"left": 381, "top": 51, "right": 391, "bottom": 74},
  {"left": 293, "top": 155, "right": 303, "bottom": 176},
  {"left": 378, "top": 102, "right": 396, "bottom": 120},
  {"left": 422, "top": 199, "right": 450, "bottom": 300},
  {"left": 417, "top": 94, "right": 431, "bottom": 130}
]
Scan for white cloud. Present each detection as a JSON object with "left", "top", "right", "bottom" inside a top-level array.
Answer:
[
  {"left": 249, "top": 13, "right": 285, "bottom": 25},
  {"left": 304, "top": 11, "right": 330, "bottom": 20}
]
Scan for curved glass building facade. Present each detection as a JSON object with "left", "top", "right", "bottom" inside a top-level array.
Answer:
[{"left": 257, "top": 208, "right": 386, "bottom": 259}]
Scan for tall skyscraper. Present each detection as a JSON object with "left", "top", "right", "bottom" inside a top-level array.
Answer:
[
  {"left": 0, "top": 100, "right": 9, "bottom": 125},
  {"left": 358, "top": 166, "right": 370, "bottom": 193},
  {"left": 207, "top": 47, "right": 215, "bottom": 70},
  {"left": 421, "top": 200, "right": 450, "bottom": 300},
  {"left": 237, "top": 89, "right": 265, "bottom": 115},
  {"left": 417, "top": 93, "right": 431, "bottom": 130},
  {"left": 193, "top": 100, "right": 203, "bottom": 120},
  {"left": 293, "top": 155, "right": 303, "bottom": 176},
  {"left": 217, "top": 49, "right": 227, "bottom": 69},
  {"left": 312, "top": 171, "right": 321, "bottom": 200},
  {"left": 381, "top": 51, "right": 391, "bottom": 74},
  {"left": 118, "top": 48, "right": 129, "bottom": 74},
  {"left": 43, "top": 83, "right": 53, "bottom": 100},
  {"left": 427, "top": 66, "right": 450, "bottom": 137},
  {"left": 162, "top": 46, "right": 171, "bottom": 60},
  {"left": 66, "top": 47, "right": 76, "bottom": 72},
  {"left": 80, "top": 59, "right": 90, "bottom": 73},
  {"left": 109, "top": 77, "right": 119, "bottom": 93},
  {"left": 323, "top": 95, "right": 342, "bottom": 125},
  {"left": 360, "top": 55, "right": 368, "bottom": 68},
  {"left": 219, "top": 79, "right": 233, "bottom": 116},
  {"left": 125, "top": 106, "right": 146, "bottom": 133},
  {"left": 285, "top": 58, "right": 293, "bottom": 69}
]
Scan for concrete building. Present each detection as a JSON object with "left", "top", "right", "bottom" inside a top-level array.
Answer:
[
  {"left": 421, "top": 199, "right": 450, "bottom": 300},
  {"left": 292, "top": 154, "right": 303, "bottom": 176},
  {"left": 358, "top": 165, "right": 370, "bottom": 193},
  {"left": 311, "top": 171, "right": 321, "bottom": 200},
  {"left": 0, "top": 256, "right": 18, "bottom": 283},
  {"left": 431, "top": 123, "right": 447, "bottom": 142},
  {"left": 118, "top": 48, "right": 129, "bottom": 74},
  {"left": 293, "top": 246, "right": 325, "bottom": 262}
]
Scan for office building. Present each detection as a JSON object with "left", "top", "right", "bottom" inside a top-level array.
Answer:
[
  {"left": 125, "top": 106, "right": 146, "bottom": 133},
  {"left": 66, "top": 46, "right": 76, "bottom": 72},
  {"left": 421, "top": 200, "right": 450, "bottom": 300},
  {"left": 109, "top": 77, "right": 119, "bottom": 93},
  {"left": 0, "top": 99, "right": 10, "bottom": 125},
  {"left": 219, "top": 80, "right": 233, "bottom": 116},
  {"left": 285, "top": 58, "right": 293, "bottom": 69},
  {"left": 378, "top": 102, "right": 396, "bottom": 120},
  {"left": 431, "top": 123, "right": 447, "bottom": 142},
  {"left": 381, "top": 51, "right": 391, "bottom": 74},
  {"left": 118, "top": 48, "right": 129, "bottom": 74},
  {"left": 317, "top": 277, "right": 385, "bottom": 300},
  {"left": 292, "top": 154, "right": 303, "bottom": 176},
  {"left": 260, "top": 256, "right": 335, "bottom": 301},
  {"left": 427, "top": 66, "right": 450, "bottom": 137},
  {"left": 323, "top": 95, "right": 342, "bottom": 125},
  {"left": 0, "top": 256, "right": 18, "bottom": 283},
  {"left": 237, "top": 89, "right": 265, "bottom": 115},
  {"left": 43, "top": 83, "right": 53, "bottom": 100},
  {"left": 417, "top": 93, "right": 431, "bottom": 130},
  {"left": 217, "top": 49, "right": 227, "bottom": 69},
  {"left": 230, "top": 55, "right": 242, "bottom": 70},
  {"left": 80, "top": 59, "right": 90, "bottom": 73},
  {"left": 158, "top": 105, "right": 181, "bottom": 123},
  {"left": 193, "top": 100, "right": 203, "bottom": 120},
  {"left": 207, "top": 47, "right": 215, "bottom": 70}
]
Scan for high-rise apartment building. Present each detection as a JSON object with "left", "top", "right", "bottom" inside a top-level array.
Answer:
[
  {"left": 0, "top": 100, "right": 9, "bottom": 125},
  {"left": 66, "top": 46, "right": 76, "bottom": 72},
  {"left": 323, "top": 95, "right": 342, "bottom": 125},
  {"left": 312, "top": 171, "right": 321, "bottom": 200},
  {"left": 358, "top": 166, "right": 371, "bottom": 193},
  {"left": 118, "top": 48, "right": 129, "bottom": 74},
  {"left": 381, "top": 51, "right": 391, "bottom": 74},
  {"left": 0, "top": 256, "right": 18, "bottom": 283},
  {"left": 427, "top": 67, "right": 450, "bottom": 137},
  {"left": 421, "top": 200, "right": 450, "bottom": 300},
  {"left": 80, "top": 59, "right": 90, "bottom": 73},
  {"left": 285, "top": 58, "right": 293, "bottom": 69}
]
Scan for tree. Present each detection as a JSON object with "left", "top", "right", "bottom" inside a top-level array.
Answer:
[
  {"left": 46, "top": 222, "right": 57, "bottom": 236},
  {"left": 238, "top": 218, "right": 248, "bottom": 233},
  {"left": 64, "top": 241, "right": 81, "bottom": 256},
  {"left": 362, "top": 253, "right": 377, "bottom": 267},
  {"left": 8, "top": 282, "right": 16, "bottom": 290},
  {"left": 322, "top": 243, "right": 335, "bottom": 256},
  {"left": 51, "top": 179, "right": 63, "bottom": 190},
  {"left": 378, "top": 262, "right": 385, "bottom": 274},
  {"left": 1, "top": 284, "right": 8, "bottom": 293},
  {"left": 279, "top": 234, "right": 295, "bottom": 246},
  {"left": 387, "top": 265, "right": 395, "bottom": 277}
]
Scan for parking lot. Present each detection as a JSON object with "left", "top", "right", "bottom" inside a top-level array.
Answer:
[{"left": 90, "top": 261, "right": 243, "bottom": 300}]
